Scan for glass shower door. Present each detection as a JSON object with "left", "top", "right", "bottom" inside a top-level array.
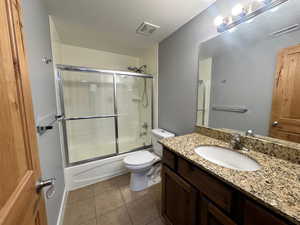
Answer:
[
  {"left": 116, "top": 75, "right": 152, "bottom": 153},
  {"left": 60, "top": 70, "right": 117, "bottom": 164}
]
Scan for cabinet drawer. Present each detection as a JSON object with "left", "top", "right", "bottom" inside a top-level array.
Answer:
[
  {"left": 201, "top": 197, "right": 237, "bottom": 225},
  {"left": 244, "top": 199, "right": 288, "bottom": 225},
  {"left": 162, "top": 148, "right": 177, "bottom": 170},
  {"left": 178, "top": 158, "right": 233, "bottom": 213}
]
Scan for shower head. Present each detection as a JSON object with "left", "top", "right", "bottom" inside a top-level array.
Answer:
[{"left": 127, "top": 65, "right": 147, "bottom": 73}]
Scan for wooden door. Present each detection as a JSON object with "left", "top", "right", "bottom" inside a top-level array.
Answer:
[
  {"left": 270, "top": 44, "right": 300, "bottom": 143},
  {"left": 0, "top": 0, "right": 47, "bottom": 225},
  {"left": 200, "top": 198, "right": 237, "bottom": 225},
  {"left": 161, "top": 166, "right": 197, "bottom": 225}
]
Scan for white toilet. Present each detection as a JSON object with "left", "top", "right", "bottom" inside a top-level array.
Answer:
[{"left": 123, "top": 129, "right": 175, "bottom": 191}]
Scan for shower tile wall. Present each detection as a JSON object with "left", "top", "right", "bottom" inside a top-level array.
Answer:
[{"left": 61, "top": 71, "right": 152, "bottom": 163}]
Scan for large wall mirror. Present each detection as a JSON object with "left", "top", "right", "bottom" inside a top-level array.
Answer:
[{"left": 197, "top": 0, "right": 300, "bottom": 143}]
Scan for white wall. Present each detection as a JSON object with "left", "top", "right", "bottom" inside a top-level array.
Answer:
[
  {"left": 21, "top": 2, "right": 65, "bottom": 225},
  {"left": 139, "top": 45, "right": 159, "bottom": 75},
  {"left": 60, "top": 44, "right": 140, "bottom": 70},
  {"left": 49, "top": 17, "right": 62, "bottom": 64}
]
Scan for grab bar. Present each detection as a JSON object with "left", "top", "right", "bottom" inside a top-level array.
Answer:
[
  {"left": 64, "top": 114, "right": 118, "bottom": 121},
  {"left": 212, "top": 106, "right": 248, "bottom": 113}
]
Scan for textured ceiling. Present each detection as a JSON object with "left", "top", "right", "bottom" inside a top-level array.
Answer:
[{"left": 43, "top": 0, "right": 216, "bottom": 56}]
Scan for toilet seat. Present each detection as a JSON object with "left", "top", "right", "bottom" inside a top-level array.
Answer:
[{"left": 124, "top": 150, "right": 158, "bottom": 167}]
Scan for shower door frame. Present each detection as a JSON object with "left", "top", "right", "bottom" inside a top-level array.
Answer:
[{"left": 56, "top": 64, "right": 154, "bottom": 167}]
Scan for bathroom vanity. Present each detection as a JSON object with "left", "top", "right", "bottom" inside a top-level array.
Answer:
[{"left": 160, "top": 132, "right": 300, "bottom": 225}]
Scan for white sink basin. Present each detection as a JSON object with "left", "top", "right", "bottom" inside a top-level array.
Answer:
[{"left": 194, "top": 146, "right": 261, "bottom": 171}]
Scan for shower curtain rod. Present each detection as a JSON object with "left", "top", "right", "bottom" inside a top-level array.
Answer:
[{"left": 56, "top": 64, "right": 153, "bottom": 78}]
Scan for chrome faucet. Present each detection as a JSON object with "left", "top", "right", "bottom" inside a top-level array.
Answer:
[
  {"left": 245, "top": 129, "right": 255, "bottom": 137},
  {"left": 230, "top": 133, "right": 249, "bottom": 151},
  {"left": 230, "top": 133, "right": 243, "bottom": 150}
]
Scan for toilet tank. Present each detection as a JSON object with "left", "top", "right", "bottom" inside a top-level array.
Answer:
[{"left": 151, "top": 129, "right": 175, "bottom": 156}]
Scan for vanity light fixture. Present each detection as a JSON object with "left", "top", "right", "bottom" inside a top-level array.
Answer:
[
  {"left": 231, "top": 4, "right": 247, "bottom": 17},
  {"left": 214, "top": 16, "right": 225, "bottom": 26},
  {"left": 214, "top": 0, "right": 289, "bottom": 33},
  {"left": 214, "top": 16, "right": 230, "bottom": 31}
]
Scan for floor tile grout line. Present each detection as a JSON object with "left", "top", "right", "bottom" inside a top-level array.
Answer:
[
  {"left": 118, "top": 176, "right": 135, "bottom": 225},
  {"left": 93, "top": 196, "right": 99, "bottom": 225},
  {"left": 123, "top": 198, "right": 134, "bottom": 225}
]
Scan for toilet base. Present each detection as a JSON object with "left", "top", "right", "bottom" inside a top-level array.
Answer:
[
  {"left": 129, "top": 165, "right": 161, "bottom": 191},
  {"left": 130, "top": 170, "right": 149, "bottom": 191}
]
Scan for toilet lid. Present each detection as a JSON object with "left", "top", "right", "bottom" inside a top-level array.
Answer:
[{"left": 124, "top": 151, "right": 156, "bottom": 166}]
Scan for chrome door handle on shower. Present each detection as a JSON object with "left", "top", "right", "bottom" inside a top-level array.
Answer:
[{"left": 64, "top": 114, "right": 119, "bottom": 121}]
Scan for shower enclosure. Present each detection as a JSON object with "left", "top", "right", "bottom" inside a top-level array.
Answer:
[{"left": 57, "top": 65, "right": 153, "bottom": 166}]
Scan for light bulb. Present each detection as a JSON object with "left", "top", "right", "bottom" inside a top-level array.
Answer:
[
  {"left": 232, "top": 4, "right": 244, "bottom": 16},
  {"left": 214, "top": 16, "right": 224, "bottom": 27}
]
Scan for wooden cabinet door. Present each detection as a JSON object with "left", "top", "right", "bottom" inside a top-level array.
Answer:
[
  {"left": 200, "top": 198, "right": 237, "bottom": 225},
  {"left": 243, "top": 200, "right": 287, "bottom": 225},
  {"left": 0, "top": 0, "right": 47, "bottom": 225},
  {"left": 161, "top": 166, "right": 197, "bottom": 225},
  {"left": 270, "top": 44, "right": 300, "bottom": 143}
]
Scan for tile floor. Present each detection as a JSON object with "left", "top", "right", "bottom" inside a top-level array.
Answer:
[{"left": 63, "top": 173, "right": 165, "bottom": 225}]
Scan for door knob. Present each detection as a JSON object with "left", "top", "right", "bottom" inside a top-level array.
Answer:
[
  {"left": 272, "top": 121, "right": 279, "bottom": 127},
  {"left": 36, "top": 177, "right": 55, "bottom": 193}
]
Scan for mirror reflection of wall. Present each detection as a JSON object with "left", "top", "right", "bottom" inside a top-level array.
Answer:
[
  {"left": 197, "top": 58, "right": 212, "bottom": 126},
  {"left": 197, "top": 0, "right": 300, "bottom": 143}
]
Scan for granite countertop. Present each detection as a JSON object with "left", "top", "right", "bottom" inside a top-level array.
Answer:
[{"left": 159, "top": 133, "right": 300, "bottom": 224}]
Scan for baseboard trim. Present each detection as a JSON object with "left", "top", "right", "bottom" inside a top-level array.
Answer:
[{"left": 56, "top": 189, "right": 68, "bottom": 225}]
